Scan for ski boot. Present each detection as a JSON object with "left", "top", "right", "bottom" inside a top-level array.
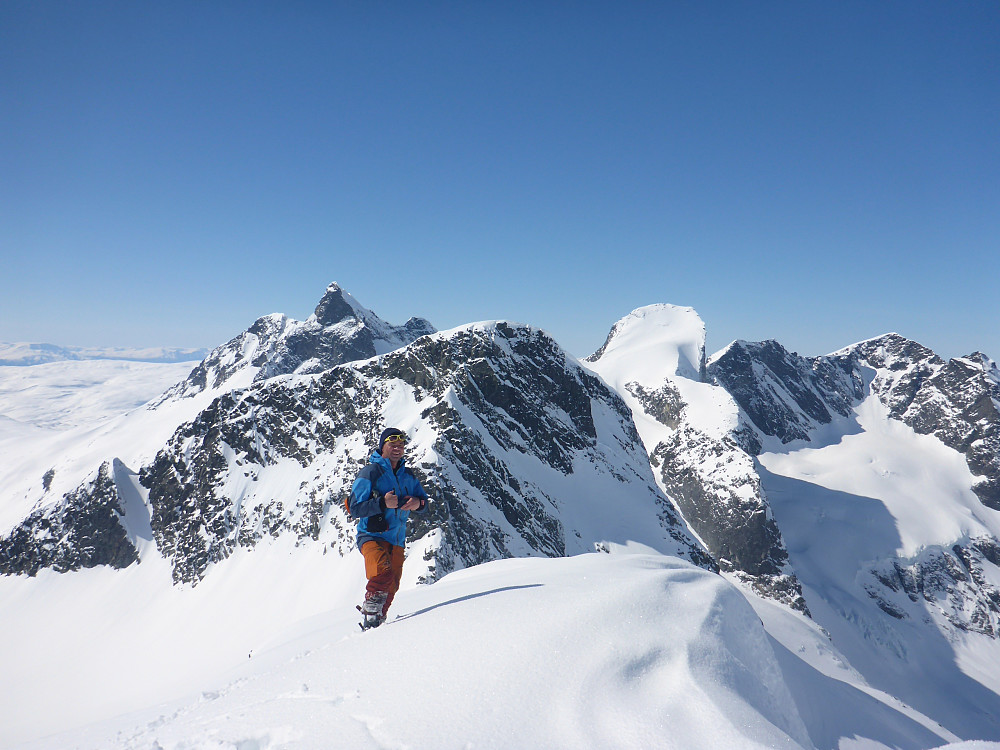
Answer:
[{"left": 358, "top": 591, "right": 388, "bottom": 630}]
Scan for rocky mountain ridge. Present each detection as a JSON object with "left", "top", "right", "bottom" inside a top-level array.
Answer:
[
  {"left": 157, "top": 282, "right": 435, "bottom": 402},
  {"left": 1, "top": 305, "right": 711, "bottom": 585},
  {"left": 2, "top": 289, "right": 997, "bottom": 641},
  {"left": 709, "top": 334, "right": 1000, "bottom": 639}
]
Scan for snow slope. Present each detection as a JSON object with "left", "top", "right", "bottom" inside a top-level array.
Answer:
[
  {"left": 0, "top": 359, "right": 226, "bottom": 534},
  {"left": 2, "top": 547, "right": 972, "bottom": 750},
  {"left": 0, "top": 360, "right": 197, "bottom": 431},
  {"left": 758, "top": 393, "right": 1000, "bottom": 738}
]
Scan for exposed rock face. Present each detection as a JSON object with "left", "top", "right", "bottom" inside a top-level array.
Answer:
[
  {"left": 864, "top": 537, "right": 1000, "bottom": 637},
  {"left": 393, "top": 324, "right": 715, "bottom": 576},
  {"left": 140, "top": 367, "right": 381, "bottom": 583},
  {"left": 132, "top": 322, "right": 714, "bottom": 584},
  {"left": 629, "top": 381, "right": 806, "bottom": 613},
  {"left": 707, "top": 340, "right": 864, "bottom": 449},
  {"left": 846, "top": 335, "right": 1000, "bottom": 509},
  {"left": 711, "top": 334, "right": 1000, "bottom": 510},
  {"left": 158, "top": 283, "right": 436, "bottom": 401},
  {"left": 0, "top": 462, "right": 138, "bottom": 576}
]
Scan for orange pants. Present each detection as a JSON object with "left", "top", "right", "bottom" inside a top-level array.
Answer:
[{"left": 361, "top": 540, "right": 405, "bottom": 616}]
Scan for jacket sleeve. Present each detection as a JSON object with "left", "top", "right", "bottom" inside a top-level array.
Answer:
[
  {"left": 349, "top": 467, "right": 386, "bottom": 518},
  {"left": 404, "top": 475, "right": 430, "bottom": 513}
]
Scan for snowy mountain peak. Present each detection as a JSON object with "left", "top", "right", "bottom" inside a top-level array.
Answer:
[
  {"left": 587, "top": 303, "right": 706, "bottom": 383},
  {"left": 586, "top": 309, "right": 800, "bottom": 606},
  {"left": 309, "top": 282, "right": 366, "bottom": 326},
  {"left": 157, "top": 284, "right": 436, "bottom": 402},
  {"left": 833, "top": 332, "right": 943, "bottom": 371}
]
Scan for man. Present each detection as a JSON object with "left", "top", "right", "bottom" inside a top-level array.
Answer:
[{"left": 348, "top": 427, "right": 429, "bottom": 629}]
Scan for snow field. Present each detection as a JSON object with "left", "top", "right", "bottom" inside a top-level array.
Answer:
[
  {"left": 760, "top": 394, "right": 1000, "bottom": 555},
  {"left": 0, "top": 360, "right": 220, "bottom": 533},
  {"left": 758, "top": 393, "right": 1000, "bottom": 740},
  {"left": 7, "top": 550, "right": 819, "bottom": 750}
]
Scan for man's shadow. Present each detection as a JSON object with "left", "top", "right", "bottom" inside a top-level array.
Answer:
[{"left": 393, "top": 584, "right": 544, "bottom": 622}]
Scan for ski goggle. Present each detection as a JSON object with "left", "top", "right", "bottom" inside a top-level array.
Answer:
[{"left": 383, "top": 434, "right": 407, "bottom": 444}]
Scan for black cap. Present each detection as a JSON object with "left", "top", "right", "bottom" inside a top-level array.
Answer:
[{"left": 378, "top": 427, "right": 406, "bottom": 452}]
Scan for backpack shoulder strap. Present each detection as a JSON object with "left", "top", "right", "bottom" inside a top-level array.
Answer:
[{"left": 345, "top": 462, "right": 385, "bottom": 517}]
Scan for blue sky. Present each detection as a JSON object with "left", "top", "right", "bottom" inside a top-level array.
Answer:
[{"left": 2, "top": 1, "right": 997, "bottom": 361}]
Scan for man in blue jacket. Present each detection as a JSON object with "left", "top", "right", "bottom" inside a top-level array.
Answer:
[{"left": 349, "top": 427, "right": 429, "bottom": 629}]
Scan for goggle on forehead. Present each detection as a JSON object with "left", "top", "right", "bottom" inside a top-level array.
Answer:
[{"left": 384, "top": 434, "right": 407, "bottom": 444}]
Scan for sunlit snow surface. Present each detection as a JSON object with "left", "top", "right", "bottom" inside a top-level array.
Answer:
[
  {"left": 758, "top": 394, "right": 1000, "bottom": 739},
  {"left": 760, "top": 394, "right": 1000, "bottom": 556},
  {"left": 4, "top": 332, "right": 1000, "bottom": 748},
  {"left": 0, "top": 360, "right": 203, "bottom": 531},
  {"left": 3, "top": 547, "right": 981, "bottom": 750},
  {"left": 0, "top": 360, "right": 197, "bottom": 432}
]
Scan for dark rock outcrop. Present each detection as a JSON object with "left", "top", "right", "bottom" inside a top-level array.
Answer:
[{"left": 0, "top": 462, "right": 138, "bottom": 576}]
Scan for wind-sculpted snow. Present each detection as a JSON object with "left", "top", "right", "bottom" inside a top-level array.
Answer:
[{"left": 8, "top": 550, "right": 972, "bottom": 750}]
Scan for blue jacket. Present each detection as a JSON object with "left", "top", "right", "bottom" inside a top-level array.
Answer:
[{"left": 349, "top": 452, "right": 429, "bottom": 549}]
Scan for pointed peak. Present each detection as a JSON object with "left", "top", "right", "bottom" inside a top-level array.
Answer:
[{"left": 312, "top": 283, "right": 369, "bottom": 327}]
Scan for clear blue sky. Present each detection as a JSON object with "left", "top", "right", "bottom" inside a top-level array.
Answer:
[{"left": 2, "top": 1, "right": 997, "bottom": 361}]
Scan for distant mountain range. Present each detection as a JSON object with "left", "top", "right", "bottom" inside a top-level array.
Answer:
[
  {"left": 0, "top": 342, "right": 210, "bottom": 366},
  {"left": 2, "top": 281, "right": 999, "bottom": 743}
]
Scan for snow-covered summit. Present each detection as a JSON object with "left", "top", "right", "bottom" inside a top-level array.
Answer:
[
  {"left": 587, "top": 303, "right": 706, "bottom": 382},
  {"left": 158, "top": 283, "right": 436, "bottom": 401},
  {"left": 307, "top": 282, "right": 435, "bottom": 354},
  {"left": 586, "top": 305, "right": 796, "bottom": 606}
]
